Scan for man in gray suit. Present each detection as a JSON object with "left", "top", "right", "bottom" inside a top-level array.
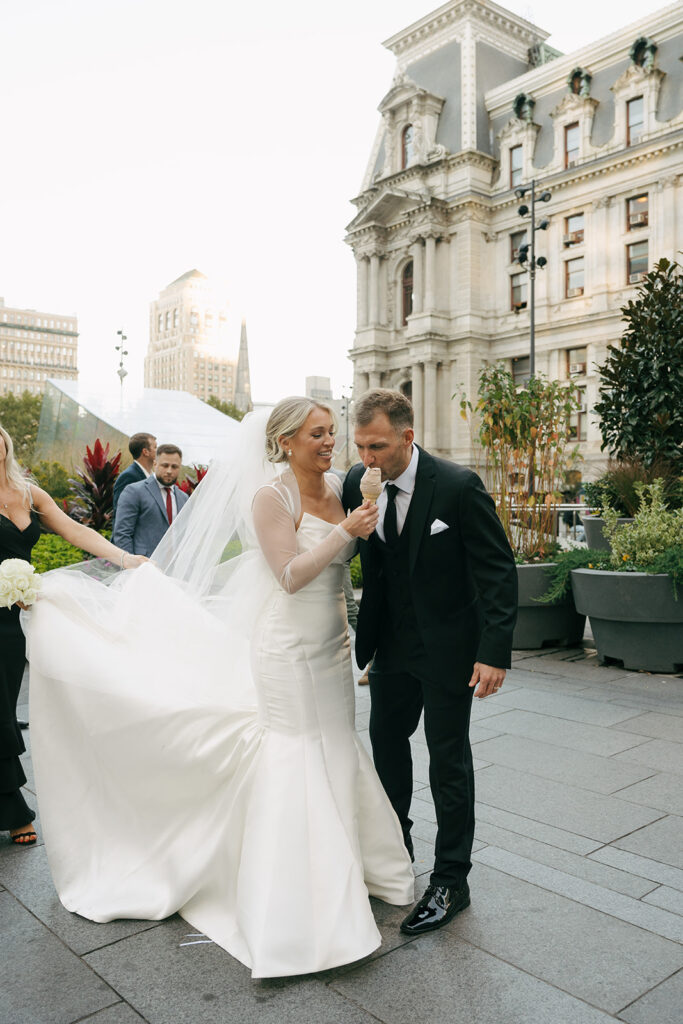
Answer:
[{"left": 112, "top": 444, "right": 189, "bottom": 557}]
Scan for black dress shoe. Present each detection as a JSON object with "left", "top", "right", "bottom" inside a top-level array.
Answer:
[
  {"left": 17, "top": 720, "right": 29, "bottom": 730},
  {"left": 399, "top": 881, "right": 470, "bottom": 935}
]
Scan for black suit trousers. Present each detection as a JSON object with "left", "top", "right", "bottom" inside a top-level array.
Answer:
[{"left": 368, "top": 667, "right": 474, "bottom": 888}]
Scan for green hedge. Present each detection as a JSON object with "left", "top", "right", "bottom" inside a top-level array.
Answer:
[
  {"left": 350, "top": 554, "right": 362, "bottom": 588},
  {"left": 31, "top": 534, "right": 88, "bottom": 573}
]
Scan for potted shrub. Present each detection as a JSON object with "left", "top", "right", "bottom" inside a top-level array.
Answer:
[
  {"left": 581, "top": 458, "right": 683, "bottom": 549},
  {"left": 541, "top": 481, "right": 683, "bottom": 672},
  {"left": 460, "top": 364, "right": 585, "bottom": 649}
]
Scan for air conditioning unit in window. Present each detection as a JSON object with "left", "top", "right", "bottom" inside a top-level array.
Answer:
[
  {"left": 563, "top": 233, "right": 578, "bottom": 246},
  {"left": 629, "top": 272, "right": 646, "bottom": 284},
  {"left": 566, "top": 159, "right": 577, "bottom": 168},
  {"left": 629, "top": 213, "right": 648, "bottom": 227},
  {"left": 579, "top": 403, "right": 588, "bottom": 413},
  {"left": 567, "top": 287, "right": 584, "bottom": 298},
  {"left": 569, "top": 362, "right": 586, "bottom": 375},
  {"left": 512, "top": 301, "right": 527, "bottom": 313}
]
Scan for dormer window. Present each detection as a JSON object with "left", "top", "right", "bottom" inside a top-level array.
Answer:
[
  {"left": 401, "top": 261, "right": 414, "bottom": 325},
  {"left": 401, "top": 125, "right": 414, "bottom": 169},
  {"left": 564, "top": 123, "right": 579, "bottom": 167},
  {"left": 510, "top": 145, "right": 523, "bottom": 187},
  {"left": 627, "top": 97, "right": 644, "bottom": 145}
]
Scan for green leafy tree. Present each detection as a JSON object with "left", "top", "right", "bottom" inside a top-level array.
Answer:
[
  {"left": 205, "top": 394, "right": 245, "bottom": 421},
  {"left": 594, "top": 257, "right": 683, "bottom": 472},
  {"left": 0, "top": 391, "right": 43, "bottom": 465}
]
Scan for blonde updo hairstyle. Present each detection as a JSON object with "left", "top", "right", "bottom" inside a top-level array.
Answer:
[{"left": 265, "top": 396, "right": 337, "bottom": 464}]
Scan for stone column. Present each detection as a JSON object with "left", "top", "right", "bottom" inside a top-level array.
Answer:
[
  {"left": 450, "top": 358, "right": 459, "bottom": 456},
  {"left": 412, "top": 239, "right": 423, "bottom": 314},
  {"left": 424, "top": 361, "right": 438, "bottom": 449},
  {"left": 369, "top": 254, "right": 380, "bottom": 325},
  {"left": 412, "top": 362, "right": 424, "bottom": 444},
  {"left": 357, "top": 257, "right": 369, "bottom": 327},
  {"left": 354, "top": 370, "right": 369, "bottom": 396},
  {"left": 424, "top": 235, "right": 437, "bottom": 311},
  {"left": 368, "top": 371, "right": 382, "bottom": 389}
]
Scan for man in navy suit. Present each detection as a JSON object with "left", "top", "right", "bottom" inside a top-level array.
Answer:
[
  {"left": 112, "top": 444, "right": 188, "bottom": 557},
  {"left": 112, "top": 432, "right": 157, "bottom": 521}
]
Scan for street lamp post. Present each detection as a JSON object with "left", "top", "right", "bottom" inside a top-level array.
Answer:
[
  {"left": 514, "top": 180, "right": 551, "bottom": 380},
  {"left": 115, "top": 330, "right": 128, "bottom": 400},
  {"left": 340, "top": 387, "right": 353, "bottom": 469}
]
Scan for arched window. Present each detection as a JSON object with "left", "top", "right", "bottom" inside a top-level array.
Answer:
[
  {"left": 401, "top": 261, "right": 414, "bottom": 325},
  {"left": 401, "top": 125, "right": 414, "bottom": 169}
]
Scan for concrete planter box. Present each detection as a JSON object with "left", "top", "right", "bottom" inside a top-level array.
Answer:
[
  {"left": 571, "top": 569, "right": 683, "bottom": 673},
  {"left": 581, "top": 514, "right": 634, "bottom": 550},
  {"left": 513, "top": 563, "right": 586, "bottom": 649}
]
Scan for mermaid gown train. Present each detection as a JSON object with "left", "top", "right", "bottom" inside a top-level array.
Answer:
[{"left": 24, "top": 510, "right": 414, "bottom": 978}]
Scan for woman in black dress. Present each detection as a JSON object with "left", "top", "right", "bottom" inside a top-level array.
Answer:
[{"left": 0, "top": 424, "right": 146, "bottom": 846}]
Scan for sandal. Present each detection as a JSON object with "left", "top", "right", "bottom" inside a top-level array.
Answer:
[{"left": 11, "top": 829, "right": 37, "bottom": 846}]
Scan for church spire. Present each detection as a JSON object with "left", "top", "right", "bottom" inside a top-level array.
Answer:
[{"left": 234, "top": 318, "right": 252, "bottom": 413}]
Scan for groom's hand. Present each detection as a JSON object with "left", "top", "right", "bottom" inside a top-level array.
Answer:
[{"left": 469, "top": 662, "right": 506, "bottom": 699}]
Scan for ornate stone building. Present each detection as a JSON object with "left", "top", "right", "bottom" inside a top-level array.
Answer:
[
  {"left": 346, "top": 0, "right": 683, "bottom": 472},
  {"left": 0, "top": 298, "right": 78, "bottom": 396},
  {"left": 145, "top": 269, "right": 251, "bottom": 409}
]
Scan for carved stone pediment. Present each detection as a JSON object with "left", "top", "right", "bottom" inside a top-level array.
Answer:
[
  {"left": 497, "top": 117, "right": 540, "bottom": 145},
  {"left": 346, "top": 187, "right": 432, "bottom": 234},
  {"left": 550, "top": 92, "right": 598, "bottom": 120},
  {"left": 612, "top": 62, "right": 663, "bottom": 96},
  {"left": 378, "top": 73, "right": 444, "bottom": 117}
]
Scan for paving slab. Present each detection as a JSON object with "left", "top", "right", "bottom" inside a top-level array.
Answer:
[
  {"left": 618, "top": 712, "right": 683, "bottom": 742},
  {"left": 612, "top": 815, "right": 683, "bottom": 869},
  {"left": 83, "top": 914, "right": 380, "bottom": 1024},
  {"left": 613, "top": 739, "right": 683, "bottom": 775},
  {"left": 475, "top": 802, "right": 603, "bottom": 856},
  {"left": 618, "top": 968, "right": 683, "bottom": 1024},
  {"left": 0, "top": 844, "right": 161, "bottom": 955},
  {"left": 473, "top": 733, "right": 655, "bottom": 794},
  {"left": 330, "top": 929, "right": 617, "bottom": 1024},
  {"left": 481, "top": 709, "right": 648, "bottom": 756},
  {"left": 452, "top": 863, "right": 683, "bottom": 1014},
  {"left": 588, "top": 845, "right": 683, "bottom": 891},
  {"left": 475, "top": 764, "right": 664, "bottom": 843},
  {"left": 613, "top": 773, "right": 683, "bottom": 816},
  {"left": 0, "top": 890, "right": 119, "bottom": 1024},
  {"left": 492, "top": 688, "right": 644, "bottom": 727},
  {"left": 474, "top": 821, "right": 657, "bottom": 898},
  {"left": 473, "top": 845, "right": 683, "bottom": 943},
  {"left": 642, "top": 885, "right": 683, "bottom": 915},
  {"left": 77, "top": 1005, "right": 147, "bottom": 1023}
]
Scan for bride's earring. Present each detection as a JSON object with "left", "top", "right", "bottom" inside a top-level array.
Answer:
[{"left": 287, "top": 449, "right": 293, "bottom": 457}]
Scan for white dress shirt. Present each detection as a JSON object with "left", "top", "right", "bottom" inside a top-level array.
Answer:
[
  {"left": 135, "top": 460, "right": 151, "bottom": 478},
  {"left": 375, "top": 444, "right": 419, "bottom": 543},
  {"left": 155, "top": 477, "right": 178, "bottom": 521}
]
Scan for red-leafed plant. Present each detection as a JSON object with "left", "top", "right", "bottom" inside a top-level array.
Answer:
[
  {"left": 178, "top": 465, "right": 208, "bottom": 495},
  {"left": 66, "top": 439, "right": 121, "bottom": 530}
]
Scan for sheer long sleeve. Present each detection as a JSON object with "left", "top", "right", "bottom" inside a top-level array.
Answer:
[{"left": 252, "top": 484, "right": 353, "bottom": 594}]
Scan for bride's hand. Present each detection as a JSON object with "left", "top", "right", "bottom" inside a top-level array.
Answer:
[{"left": 345, "top": 500, "right": 379, "bottom": 540}]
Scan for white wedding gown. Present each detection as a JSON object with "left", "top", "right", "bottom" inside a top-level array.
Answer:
[{"left": 24, "top": 479, "right": 414, "bottom": 978}]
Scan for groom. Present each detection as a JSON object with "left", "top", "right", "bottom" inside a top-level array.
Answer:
[{"left": 343, "top": 389, "right": 517, "bottom": 936}]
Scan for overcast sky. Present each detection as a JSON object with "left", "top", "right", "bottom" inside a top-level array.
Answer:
[{"left": 0, "top": 0, "right": 672, "bottom": 403}]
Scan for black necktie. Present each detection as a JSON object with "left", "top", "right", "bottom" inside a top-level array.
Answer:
[{"left": 384, "top": 483, "right": 399, "bottom": 547}]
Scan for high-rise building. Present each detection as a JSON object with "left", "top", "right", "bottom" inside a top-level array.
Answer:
[
  {"left": 145, "top": 269, "right": 251, "bottom": 406},
  {"left": 346, "top": 0, "right": 683, "bottom": 473},
  {"left": 0, "top": 298, "right": 78, "bottom": 396}
]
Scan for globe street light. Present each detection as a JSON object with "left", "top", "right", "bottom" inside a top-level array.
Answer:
[
  {"left": 115, "top": 330, "right": 128, "bottom": 390},
  {"left": 514, "top": 181, "right": 552, "bottom": 379}
]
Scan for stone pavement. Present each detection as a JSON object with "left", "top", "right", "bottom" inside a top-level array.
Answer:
[{"left": 2, "top": 646, "right": 682, "bottom": 1024}]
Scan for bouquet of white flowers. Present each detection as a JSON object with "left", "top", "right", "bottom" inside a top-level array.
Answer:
[{"left": 0, "top": 558, "right": 42, "bottom": 609}]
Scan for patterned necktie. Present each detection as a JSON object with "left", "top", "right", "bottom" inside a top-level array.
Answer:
[
  {"left": 384, "top": 483, "right": 399, "bottom": 547},
  {"left": 164, "top": 487, "right": 173, "bottom": 524}
]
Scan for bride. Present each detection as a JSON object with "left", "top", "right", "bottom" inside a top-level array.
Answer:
[{"left": 24, "top": 396, "right": 414, "bottom": 978}]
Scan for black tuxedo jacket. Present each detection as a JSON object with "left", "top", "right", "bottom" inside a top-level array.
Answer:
[
  {"left": 112, "top": 461, "right": 146, "bottom": 518},
  {"left": 342, "top": 448, "right": 517, "bottom": 689}
]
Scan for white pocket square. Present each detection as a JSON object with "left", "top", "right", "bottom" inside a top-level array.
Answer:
[{"left": 430, "top": 519, "right": 449, "bottom": 535}]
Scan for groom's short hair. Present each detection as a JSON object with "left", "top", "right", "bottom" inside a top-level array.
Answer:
[{"left": 354, "top": 389, "right": 414, "bottom": 433}]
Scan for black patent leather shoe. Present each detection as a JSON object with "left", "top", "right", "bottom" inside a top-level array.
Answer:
[{"left": 399, "top": 881, "right": 470, "bottom": 935}]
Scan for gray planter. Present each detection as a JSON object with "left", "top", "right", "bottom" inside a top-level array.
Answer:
[
  {"left": 581, "top": 514, "right": 634, "bottom": 550},
  {"left": 513, "top": 563, "right": 586, "bottom": 649},
  {"left": 571, "top": 569, "right": 683, "bottom": 673}
]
